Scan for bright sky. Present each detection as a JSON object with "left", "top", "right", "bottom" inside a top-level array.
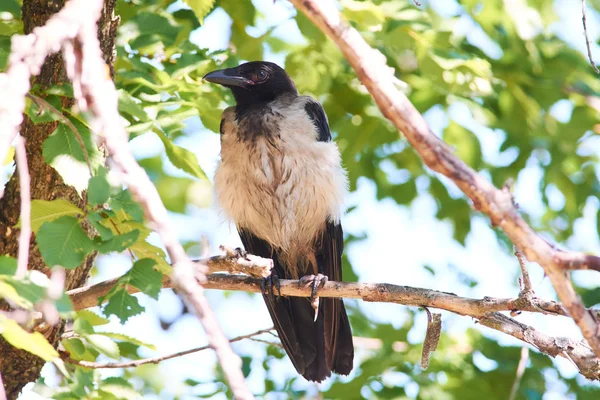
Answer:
[{"left": 16, "top": 0, "right": 600, "bottom": 399}]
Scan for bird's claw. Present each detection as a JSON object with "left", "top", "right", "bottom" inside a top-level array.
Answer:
[
  {"left": 261, "top": 270, "right": 281, "bottom": 299},
  {"left": 234, "top": 247, "right": 248, "bottom": 259},
  {"left": 298, "top": 274, "right": 328, "bottom": 320}
]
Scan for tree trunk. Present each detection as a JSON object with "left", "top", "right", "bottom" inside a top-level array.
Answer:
[{"left": 0, "top": 1, "right": 118, "bottom": 398}]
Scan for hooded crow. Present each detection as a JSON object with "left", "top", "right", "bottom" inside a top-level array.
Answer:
[{"left": 204, "top": 61, "right": 354, "bottom": 382}]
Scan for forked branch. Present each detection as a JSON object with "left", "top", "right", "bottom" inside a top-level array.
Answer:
[{"left": 289, "top": 0, "right": 600, "bottom": 357}]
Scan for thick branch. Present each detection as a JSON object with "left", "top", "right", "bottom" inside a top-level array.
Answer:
[
  {"left": 67, "top": 272, "right": 600, "bottom": 380},
  {"left": 290, "top": 0, "right": 600, "bottom": 357}
]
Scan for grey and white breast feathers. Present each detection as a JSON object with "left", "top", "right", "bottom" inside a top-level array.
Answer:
[{"left": 214, "top": 95, "right": 347, "bottom": 259}]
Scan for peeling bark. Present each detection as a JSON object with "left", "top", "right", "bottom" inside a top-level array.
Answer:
[{"left": 0, "top": 1, "right": 118, "bottom": 398}]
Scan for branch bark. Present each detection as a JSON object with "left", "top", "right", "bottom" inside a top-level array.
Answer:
[
  {"left": 66, "top": 269, "right": 600, "bottom": 381},
  {"left": 289, "top": 0, "right": 600, "bottom": 357}
]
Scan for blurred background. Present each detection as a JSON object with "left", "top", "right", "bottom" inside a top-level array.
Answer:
[{"left": 3, "top": 0, "right": 600, "bottom": 398}]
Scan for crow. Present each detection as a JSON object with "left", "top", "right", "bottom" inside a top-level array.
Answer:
[{"left": 204, "top": 61, "right": 354, "bottom": 382}]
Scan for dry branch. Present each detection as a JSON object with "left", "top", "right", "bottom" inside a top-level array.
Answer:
[
  {"left": 290, "top": 0, "right": 600, "bottom": 357},
  {"left": 63, "top": 328, "right": 275, "bottom": 369},
  {"left": 67, "top": 269, "right": 600, "bottom": 380},
  {"left": 582, "top": 0, "right": 600, "bottom": 74}
]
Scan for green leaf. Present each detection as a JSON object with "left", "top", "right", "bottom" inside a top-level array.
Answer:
[
  {"left": 0, "top": 315, "right": 59, "bottom": 361},
  {"left": 88, "top": 168, "right": 111, "bottom": 206},
  {"left": 77, "top": 310, "right": 110, "bottom": 326},
  {"left": 19, "top": 199, "right": 83, "bottom": 234},
  {"left": 125, "top": 258, "right": 162, "bottom": 300},
  {"left": 85, "top": 334, "right": 121, "bottom": 360},
  {"left": 182, "top": 0, "right": 215, "bottom": 24},
  {"left": 62, "top": 338, "right": 86, "bottom": 358},
  {"left": 110, "top": 190, "right": 144, "bottom": 222},
  {"left": 99, "top": 377, "right": 140, "bottom": 400},
  {"left": 93, "top": 332, "right": 156, "bottom": 350},
  {"left": 155, "top": 129, "right": 208, "bottom": 180},
  {"left": 1, "top": 277, "right": 46, "bottom": 308},
  {"left": 0, "top": 0, "right": 21, "bottom": 18},
  {"left": 118, "top": 90, "right": 149, "bottom": 122},
  {"left": 42, "top": 119, "right": 101, "bottom": 193},
  {"left": 0, "top": 279, "right": 31, "bottom": 308},
  {"left": 341, "top": 0, "right": 386, "bottom": 27},
  {"left": 37, "top": 216, "right": 95, "bottom": 269},
  {"left": 0, "top": 256, "right": 17, "bottom": 275},
  {"left": 73, "top": 318, "right": 95, "bottom": 335},
  {"left": 103, "top": 289, "right": 145, "bottom": 323},
  {"left": 95, "top": 230, "right": 140, "bottom": 254}
]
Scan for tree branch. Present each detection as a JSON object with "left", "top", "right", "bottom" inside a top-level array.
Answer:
[
  {"left": 289, "top": 0, "right": 600, "bottom": 357},
  {"left": 13, "top": 136, "right": 30, "bottom": 279},
  {"left": 66, "top": 268, "right": 600, "bottom": 380},
  {"left": 40, "top": 0, "right": 252, "bottom": 397},
  {"left": 582, "top": 0, "right": 600, "bottom": 74},
  {"left": 508, "top": 347, "right": 529, "bottom": 400},
  {"left": 62, "top": 328, "right": 275, "bottom": 369}
]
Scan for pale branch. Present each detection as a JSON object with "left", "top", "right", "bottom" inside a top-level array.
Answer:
[
  {"left": 25, "top": 93, "right": 93, "bottom": 176},
  {"left": 13, "top": 136, "right": 30, "bottom": 279},
  {"left": 62, "top": 328, "right": 275, "bottom": 369},
  {"left": 290, "top": 0, "right": 600, "bottom": 357},
  {"left": 15, "top": 0, "right": 254, "bottom": 397},
  {"left": 69, "top": 251, "right": 274, "bottom": 310},
  {"left": 210, "top": 246, "right": 273, "bottom": 278},
  {"left": 582, "top": 0, "right": 600, "bottom": 74},
  {"left": 508, "top": 347, "right": 530, "bottom": 400},
  {"left": 66, "top": 272, "right": 600, "bottom": 380}
]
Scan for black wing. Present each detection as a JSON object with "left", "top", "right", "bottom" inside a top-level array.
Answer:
[
  {"left": 238, "top": 225, "right": 353, "bottom": 381},
  {"left": 237, "top": 229, "right": 310, "bottom": 377},
  {"left": 316, "top": 221, "right": 354, "bottom": 375},
  {"left": 304, "top": 99, "right": 331, "bottom": 142}
]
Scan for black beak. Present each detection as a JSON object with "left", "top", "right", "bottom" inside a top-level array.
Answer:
[{"left": 203, "top": 68, "right": 251, "bottom": 88}]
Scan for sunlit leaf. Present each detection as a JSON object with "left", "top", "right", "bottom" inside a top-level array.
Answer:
[{"left": 37, "top": 216, "right": 94, "bottom": 269}]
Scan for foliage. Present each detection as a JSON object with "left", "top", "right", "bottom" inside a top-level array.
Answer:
[{"left": 1, "top": 0, "right": 600, "bottom": 398}]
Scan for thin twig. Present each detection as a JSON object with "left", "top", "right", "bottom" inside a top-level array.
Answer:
[
  {"left": 66, "top": 272, "right": 600, "bottom": 381},
  {"left": 58, "top": 2, "right": 252, "bottom": 397},
  {"left": 14, "top": 136, "right": 31, "bottom": 279},
  {"left": 508, "top": 347, "right": 530, "bottom": 400},
  {"left": 515, "top": 247, "right": 533, "bottom": 294},
  {"left": 25, "top": 93, "right": 93, "bottom": 176},
  {"left": 63, "top": 328, "right": 275, "bottom": 369},
  {"left": 290, "top": 0, "right": 600, "bottom": 358},
  {"left": 582, "top": 0, "right": 600, "bottom": 74}
]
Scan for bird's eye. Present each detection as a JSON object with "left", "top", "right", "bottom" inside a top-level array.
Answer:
[{"left": 256, "top": 70, "right": 268, "bottom": 81}]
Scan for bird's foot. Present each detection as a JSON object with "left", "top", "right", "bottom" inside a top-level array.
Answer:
[
  {"left": 298, "top": 274, "right": 328, "bottom": 321},
  {"left": 233, "top": 247, "right": 247, "bottom": 259},
  {"left": 261, "top": 269, "right": 281, "bottom": 299}
]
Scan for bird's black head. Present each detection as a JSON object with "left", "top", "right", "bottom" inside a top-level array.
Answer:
[{"left": 203, "top": 61, "right": 298, "bottom": 106}]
